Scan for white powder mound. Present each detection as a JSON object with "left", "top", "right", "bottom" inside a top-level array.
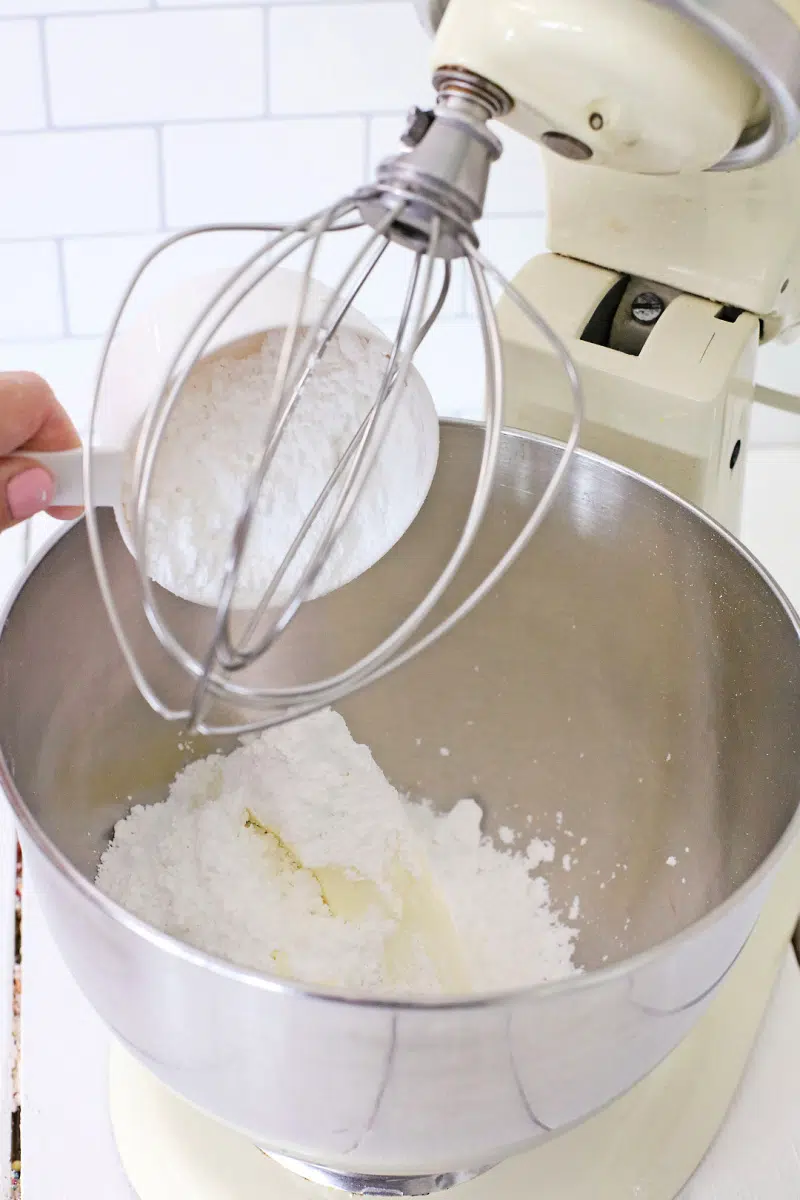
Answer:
[
  {"left": 405, "top": 799, "right": 579, "bottom": 992},
  {"left": 96, "top": 709, "right": 578, "bottom": 996},
  {"left": 136, "top": 326, "right": 438, "bottom": 609},
  {"left": 526, "top": 837, "right": 556, "bottom": 870}
]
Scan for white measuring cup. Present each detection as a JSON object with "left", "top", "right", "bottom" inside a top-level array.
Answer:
[{"left": 12, "top": 267, "right": 441, "bottom": 606}]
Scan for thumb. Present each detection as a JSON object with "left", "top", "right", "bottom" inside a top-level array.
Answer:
[{"left": 0, "top": 457, "right": 55, "bottom": 533}]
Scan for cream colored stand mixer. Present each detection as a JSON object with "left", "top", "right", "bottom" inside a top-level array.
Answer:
[{"left": 27, "top": 0, "right": 800, "bottom": 1196}]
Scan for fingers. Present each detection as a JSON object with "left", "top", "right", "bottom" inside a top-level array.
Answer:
[
  {"left": 0, "top": 372, "right": 83, "bottom": 529},
  {"left": 0, "top": 455, "right": 53, "bottom": 532},
  {"left": 0, "top": 371, "right": 80, "bottom": 455}
]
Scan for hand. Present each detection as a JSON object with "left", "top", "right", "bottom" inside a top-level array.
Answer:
[{"left": 0, "top": 372, "right": 82, "bottom": 533}]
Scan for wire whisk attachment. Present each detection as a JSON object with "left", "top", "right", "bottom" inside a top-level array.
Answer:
[{"left": 84, "top": 66, "right": 584, "bottom": 736}]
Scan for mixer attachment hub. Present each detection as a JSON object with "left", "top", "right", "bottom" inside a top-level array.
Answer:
[{"left": 359, "top": 69, "right": 510, "bottom": 259}]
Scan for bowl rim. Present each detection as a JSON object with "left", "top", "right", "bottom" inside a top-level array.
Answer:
[{"left": 2, "top": 419, "right": 799, "bottom": 1013}]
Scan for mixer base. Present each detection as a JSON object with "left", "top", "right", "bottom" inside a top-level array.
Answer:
[{"left": 110, "top": 838, "right": 800, "bottom": 1199}]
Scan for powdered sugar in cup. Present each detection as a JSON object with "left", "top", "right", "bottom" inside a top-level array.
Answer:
[{"left": 34, "top": 267, "right": 440, "bottom": 610}]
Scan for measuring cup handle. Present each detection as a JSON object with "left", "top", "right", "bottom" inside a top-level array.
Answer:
[{"left": 7, "top": 447, "right": 122, "bottom": 508}]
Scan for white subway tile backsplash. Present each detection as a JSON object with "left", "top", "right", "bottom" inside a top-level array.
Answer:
[
  {"left": 62, "top": 228, "right": 276, "bottom": 335},
  {"left": 163, "top": 117, "right": 365, "bottom": 225},
  {"left": 411, "top": 316, "right": 484, "bottom": 419},
  {"left": 366, "top": 113, "right": 405, "bottom": 170},
  {"left": 486, "top": 126, "right": 546, "bottom": 216},
  {"left": 0, "top": 337, "right": 102, "bottom": 431},
  {"left": 474, "top": 216, "right": 547, "bottom": 279},
  {"left": 269, "top": 3, "right": 432, "bottom": 114},
  {"left": 756, "top": 338, "right": 800, "bottom": 397},
  {"left": 156, "top": 0, "right": 263, "bottom": 5},
  {"left": 0, "top": 241, "right": 62, "bottom": 338},
  {"left": 0, "top": 1, "right": 145, "bottom": 13},
  {"left": 751, "top": 403, "right": 800, "bottom": 445},
  {"left": 0, "top": 129, "right": 160, "bottom": 238},
  {"left": 0, "top": 21, "right": 45, "bottom": 131},
  {"left": 752, "top": 340, "right": 800, "bottom": 444},
  {"left": 46, "top": 10, "right": 265, "bottom": 127},
  {"left": 465, "top": 216, "right": 547, "bottom": 314},
  {"left": 62, "top": 233, "right": 162, "bottom": 336}
]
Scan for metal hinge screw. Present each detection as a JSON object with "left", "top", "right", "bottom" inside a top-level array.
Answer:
[{"left": 631, "top": 292, "right": 666, "bottom": 325}]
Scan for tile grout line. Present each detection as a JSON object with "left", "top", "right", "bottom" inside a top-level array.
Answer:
[
  {"left": 0, "top": 334, "right": 101, "bottom": 347},
  {"left": 0, "top": 213, "right": 547, "bottom": 249},
  {"left": 363, "top": 113, "right": 372, "bottom": 187},
  {"left": 0, "top": 0, "right": 402, "bottom": 18},
  {"left": 155, "top": 124, "right": 168, "bottom": 229},
  {"left": 35, "top": 17, "right": 53, "bottom": 130},
  {"left": 263, "top": 3, "right": 271, "bottom": 116},
  {"left": 54, "top": 239, "right": 71, "bottom": 338},
  {"left": 0, "top": 110, "right": 421, "bottom": 136}
]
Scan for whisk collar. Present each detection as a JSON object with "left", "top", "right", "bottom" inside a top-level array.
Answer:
[{"left": 359, "top": 69, "right": 510, "bottom": 260}]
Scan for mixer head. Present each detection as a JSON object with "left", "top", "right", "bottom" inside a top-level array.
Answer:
[
  {"left": 84, "top": 65, "right": 584, "bottom": 736},
  {"left": 417, "top": 0, "right": 800, "bottom": 174}
]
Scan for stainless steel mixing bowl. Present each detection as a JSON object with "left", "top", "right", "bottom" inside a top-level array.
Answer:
[{"left": 1, "top": 422, "right": 799, "bottom": 1194}]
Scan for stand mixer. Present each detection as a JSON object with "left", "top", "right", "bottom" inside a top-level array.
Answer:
[
  {"left": 431, "top": 0, "right": 800, "bottom": 1195},
  {"left": 5, "top": 1, "right": 800, "bottom": 1198}
]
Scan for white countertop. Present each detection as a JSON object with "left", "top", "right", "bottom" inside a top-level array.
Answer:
[{"left": 4, "top": 444, "right": 800, "bottom": 1200}]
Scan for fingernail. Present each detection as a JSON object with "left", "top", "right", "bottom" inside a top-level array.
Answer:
[{"left": 7, "top": 467, "right": 54, "bottom": 521}]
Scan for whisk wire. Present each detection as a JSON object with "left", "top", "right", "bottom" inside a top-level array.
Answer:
[
  {"left": 189, "top": 235, "right": 583, "bottom": 734},
  {"left": 211, "top": 239, "right": 393, "bottom": 671},
  {"left": 189, "top": 233, "right": 507, "bottom": 725},
  {"left": 83, "top": 73, "right": 585, "bottom": 735},
  {"left": 218, "top": 247, "right": 425, "bottom": 672},
  {"left": 214, "top": 252, "right": 452, "bottom": 679},
  {"left": 192, "top": 224, "right": 442, "bottom": 723},
  {"left": 134, "top": 196, "right": 385, "bottom": 714},
  {"left": 215, "top": 206, "right": 401, "bottom": 639},
  {"left": 86, "top": 201, "right": 371, "bottom": 722},
  {"left": 188, "top": 203, "right": 366, "bottom": 694},
  {"left": 189, "top": 201, "right": 411, "bottom": 722}
]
